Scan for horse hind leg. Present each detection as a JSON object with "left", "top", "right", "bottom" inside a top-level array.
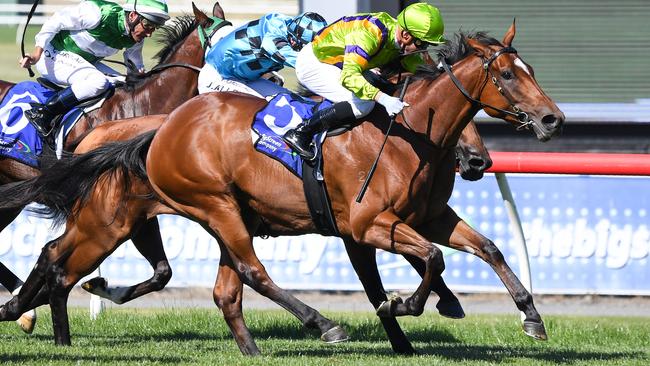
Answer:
[
  {"left": 198, "top": 200, "right": 347, "bottom": 352},
  {"left": 82, "top": 218, "right": 172, "bottom": 304},
  {"left": 213, "top": 252, "right": 260, "bottom": 355},
  {"left": 342, "top": 238, "right": 415, "bottom": 354},
  {"left": 421, "top": 206, "right": 547, "bottom": 341}
]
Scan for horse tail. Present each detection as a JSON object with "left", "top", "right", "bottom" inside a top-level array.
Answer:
[{"left": 0, "top": 131, "right": 156, "bottom": 227}]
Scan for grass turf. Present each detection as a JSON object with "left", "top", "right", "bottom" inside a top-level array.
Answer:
[{"left": 0, "top": 307, "right": 648, "bottom": 365}]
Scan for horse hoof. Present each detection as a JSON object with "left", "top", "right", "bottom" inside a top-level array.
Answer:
[
  {"left": 320, "top": 325, "right": 349, "bottom": 344},
  {"left": 82, "top": 277, "right": 107, "bottom": 293},
  {"left": 16, "top": 310, "right": 37, "bottom": 334},
  {"left": 523, "top": 321, "right": 548, "bottom": 341},
  {"left": 376, "top": 296, "right": 403, "bottom": 318},
  {"left": 436, "top": 299, "right": 465, "bottom": 319}
]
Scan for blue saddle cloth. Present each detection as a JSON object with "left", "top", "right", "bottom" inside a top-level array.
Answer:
[
  {"left": 252, "top": 93, "right": 332, "bottom": 178},
  {"left": 0, "top": 81, "right": 82, "bottom": 167}
]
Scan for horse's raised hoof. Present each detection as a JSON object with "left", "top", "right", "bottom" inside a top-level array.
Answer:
[
  {"left": 320, "top": 325, "right": 349, "bottom": 344},
  {"left": 436, "top": 299, "right": 465, "bottom": 319},
  {"left": 523, "top": 320, "right": 548, "bottom": 341},
  {"left": 16, "top": 309, "right": 37, "bottom": 334},
  {"left": 376, "top": 295, "right": 403, "bottom": 318},
  {"left": 81, "top": 277, "right": 107, "bottom": 293}
]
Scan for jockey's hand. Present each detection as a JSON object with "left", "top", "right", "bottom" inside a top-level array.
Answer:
[
  {"left": 375, "top": 92, "right": 409, "bottom": 117},
  {"left": 19, "top": 47, "right": 43, "bottom": 69}
]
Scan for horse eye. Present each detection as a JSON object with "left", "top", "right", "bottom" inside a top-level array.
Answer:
[{"left": 501, "top": 70, "right": 514, "bottom": 80}]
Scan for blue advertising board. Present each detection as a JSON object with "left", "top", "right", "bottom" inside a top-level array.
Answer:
[{"left": 0, "top": 174, "right": 648, "bottom": 295}]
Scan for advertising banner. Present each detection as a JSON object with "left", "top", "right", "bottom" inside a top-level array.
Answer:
[{"left": 1, "top": 174, "right": 648, "bottom": 295}]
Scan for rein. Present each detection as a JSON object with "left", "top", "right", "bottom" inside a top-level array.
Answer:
[{"left": 438, "top": 46, "right": 531, "bottom": 128}]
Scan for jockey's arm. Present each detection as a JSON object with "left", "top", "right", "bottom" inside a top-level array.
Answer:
[
  {"left": 340, "top": 32, "right": 381, "bottom": 100},
  {"left": 24, "top": 2, "right": 101, "bottom": 66},
  {"left": 260, "top": 16, "right": 298, "bottom": 69},
  {"left": 123, "top": 41, "right": 146, "bottom": 73}
]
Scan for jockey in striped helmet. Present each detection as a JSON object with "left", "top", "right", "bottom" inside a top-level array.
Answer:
[
  {"left": 19, "top": 0, "right": 169, "bottom": 139},
  {"left": 283, "top": 3, "right": 445, "bottom": 160},
  {"left": 198, "top": 12, "right": 327, "bottom": 98}
]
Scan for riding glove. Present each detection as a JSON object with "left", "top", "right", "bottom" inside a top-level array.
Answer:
[{"left": 375, "top": 92, "right": 409, "bottom": 117}]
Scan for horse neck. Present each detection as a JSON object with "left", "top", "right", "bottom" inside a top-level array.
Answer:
[
  {"left": 90, "top": 31, "right": 204, "bottom": 123},
  {"left": 406, "top": 56, "right": 485, "bottom": 149}
]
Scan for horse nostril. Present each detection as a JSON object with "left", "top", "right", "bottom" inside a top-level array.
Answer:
[
  {"left": 541, "top": 114, "right": 560, "bottom": 127},
  {"left": 468, "top": 156, "right": 484, "bottom": 168}
]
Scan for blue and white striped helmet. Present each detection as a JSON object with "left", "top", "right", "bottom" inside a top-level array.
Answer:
[{"left": 287, "top": 12, "right": 327, "bottom": 50}]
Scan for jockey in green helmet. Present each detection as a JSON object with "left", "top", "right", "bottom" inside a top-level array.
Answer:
[
  {"left": 19, "top": 0, "right": 169, "bottom": 139},
  {"left": 283, "top": 2, "right": 445, "bottom": 160}
]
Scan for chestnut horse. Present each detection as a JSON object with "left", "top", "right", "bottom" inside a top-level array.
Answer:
[
  {"left": 0, "top": 2, "right": 224, "bottom": 330},
  {"left": 143, "top": 23, "right": 562, "bottom": 352}
]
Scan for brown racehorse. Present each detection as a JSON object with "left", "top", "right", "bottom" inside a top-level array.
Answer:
[
  {"left": 143, "top": 23, "right": 562, "bottom": 352},
  {"left": 0, "top": 2, "right": 225, "bottom": 328}
]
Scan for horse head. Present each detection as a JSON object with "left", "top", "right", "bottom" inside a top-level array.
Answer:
[{"left": 465, "top": 21, "right": 565, "bottom": 141}]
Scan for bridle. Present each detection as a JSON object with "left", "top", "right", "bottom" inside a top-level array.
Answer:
[{"left": 438, "top": 46, "right": 533, "bottom": 130}]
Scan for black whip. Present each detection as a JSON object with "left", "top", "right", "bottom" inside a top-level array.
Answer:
[{"left": 355, "top": 76, "right": 411, "bottom": 203}]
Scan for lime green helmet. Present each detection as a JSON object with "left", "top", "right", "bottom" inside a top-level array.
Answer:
[
  {"left": 398, "top": 3, "right": 445, "bottom": 44},
  {"left": 123, "top": 0, "right": 170, "bottom": 26}
]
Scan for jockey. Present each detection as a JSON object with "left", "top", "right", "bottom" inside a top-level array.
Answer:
[
  {"left": 18, "top": 0, "right": 170, "bottom": 138},
  {"left": 198, "top": 12, "right": 327, "bottom": 98},
  {"left": 282, "top": 2, "right": 445, "bottom": 160}
]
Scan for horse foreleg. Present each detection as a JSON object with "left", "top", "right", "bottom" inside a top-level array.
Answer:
[
  {"left": 47, "top": 260, "right": 72, "bottom": 346},
  {"left": 353, "top": 210, "right": 445, "bottom": 318},
  {"left": 342, "top": 238, "right": 415, "bottom": 355},
  {"left": 213, "top": 251, "right": 260, "bottom": 356},
  {"left": 419, "top": 205, "right": 547, "bottom": 341},
  {"left": 82, "top": 218, "right": 172, "bottom": 304},
  {"left": 0, "top": 239, "right": 59, "bottom": 323},
  {"left": 402, "top": 254, "right": 465, "bottom": 319}
]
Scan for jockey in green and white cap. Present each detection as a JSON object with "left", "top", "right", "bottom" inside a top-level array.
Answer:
[
  {"left": 19, "top": 0, "right": 168, "bottom": 139},
  {"left": 122, "top": 0, "right": 170, "bottom": 26}
]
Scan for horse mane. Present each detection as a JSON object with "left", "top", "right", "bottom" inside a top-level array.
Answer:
[
  {"left": 409, "top": 31, "right": 501, "bottom": 82},
  {"left": 152, "top": 14, "right": 198, "bottom": 64}
]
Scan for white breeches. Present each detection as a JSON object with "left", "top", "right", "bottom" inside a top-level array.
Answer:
[
  {"left": 295, "top": 43, "right": 375, "bottom": 118},
  {"left": 35, "top": 43, "right": 113, "bottom": 100}
]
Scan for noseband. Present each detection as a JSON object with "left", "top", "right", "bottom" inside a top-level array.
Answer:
[{"left": 439, "top": 46, "right": 531, "bottom": 129}]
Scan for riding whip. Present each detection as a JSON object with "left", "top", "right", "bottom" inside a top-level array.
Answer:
[
  {"left": 20, "top": 0, "right": 41, "bottom": 78},
  {"left": 355, "top": 76, "right": 411, "bottom": 203}
]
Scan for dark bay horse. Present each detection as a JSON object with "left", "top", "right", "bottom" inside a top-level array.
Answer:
[{"left": 0, "top": 2, "right": 224, "bottom": 330}]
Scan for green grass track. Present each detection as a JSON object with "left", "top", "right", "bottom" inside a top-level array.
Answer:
[{"left": 0, "top": 308, "right": 648, "bottom": 365}]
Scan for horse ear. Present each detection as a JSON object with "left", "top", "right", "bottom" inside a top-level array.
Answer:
[
  {"left": 213, "top": 2, "right": 225, "bottom": 19},
  {"left": 192, "top": 2, "right": 211, "bottom": 27},
  {"left": 466, "top": 38, "right": 488, "bottom": 57},
  {"left": 502, "top": 18, "right": 516, "bottom": 47}
]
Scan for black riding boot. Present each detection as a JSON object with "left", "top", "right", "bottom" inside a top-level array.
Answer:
[
  {"left": 25, "top": 87, "right": 80, "bottom": 137},
  {"left": 282, "top": 102, "right": 356, "bottom": 160}
]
